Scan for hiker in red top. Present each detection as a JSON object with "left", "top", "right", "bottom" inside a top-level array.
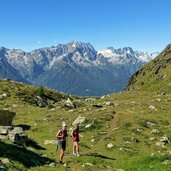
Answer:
[
  {"left": 71, "top": 123, "right": 80, "bottom": 156},
  {"left": 56, "top": 122, "right": 68, "bottom": 164}
]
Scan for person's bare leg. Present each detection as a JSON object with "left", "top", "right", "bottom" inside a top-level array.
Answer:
[
  {"left": 60, "top": 149, "right": 64, "bottom": 162},
  {"left": 73, "top": 142, "right": 76, "bottom": 155},
  {"left": 75, "top": 142, "right": 79, "bottom": 156}
]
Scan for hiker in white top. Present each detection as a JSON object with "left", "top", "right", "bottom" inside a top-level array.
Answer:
[{"left": 56, "top": 123, "right": 68, "bottom": 164}]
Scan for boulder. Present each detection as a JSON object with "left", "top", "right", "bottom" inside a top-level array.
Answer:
[
  {"left": 146, "top": 121, "right": 156, "bottom": 128},
  {"left": 155, "top": 142, "right": 165, "bottom": 148},
  {"left": 151, "top": 129, "right": 160, "bottom": 134},
  {"left": 0, "top": 126, "right": 13, "bottom": 135},
  {"left": 160, "top": 135, "right": 170, "bottom": 145},
  {"left": 85, "top": 123, "right": 93, "bottom": 129},
  {"left": 8, "top": 127, "right": 28, "bottom": 147},
  {"left": 91, "top": 139, "right": 95, "bottom": 142},
  {"left": 72, "top": 115, "right": 86, "bottom": 126},
  {"left": 0, "top": 110, "right": 16, "bottom": 126},
  {"left": 101, "top": 95, "right": 106, "bottom": 99},
  {"left": 49, "top": 162, "right": 56, "bottom": 167},
  {"left": 10, "top": 127, "right": 24, "bottom": 134},
  {"left": 1, "top": 158, "right": 10, "bottom": 164},
  {"left": 36, "top": 96, "right": 47, "bottom": 107},
  {"left": 149, "top": 105, "right": 157, "bottom": 111},
  {"left": 2, "top": 93, "right": 7, "bottom": 98},
  {"left": 64, "top": 98, "right": 75, "bottom": 109},
  {"left": 13, "top": 133, "right": 28, "bottom": 147},
  {"left": 84, "top": 163, "right": 94, "bottom": 167},
  {"left": 0, "top": 125, "right": 29, "bottom": 147},
  {"left": 149, "top": 137, "right": 156, "bottom": 141},
  {"left": 105, "top": 101, "right": 114, "bottom": 106},
  {"left": 0, "top": 93, "right": 8, "bottom": 100},
  {"left": 85, "top": 98, "right": 95, "bottom": 102},
  {"left": 107, "top": 143, "right": 114, "bottom": 148}
]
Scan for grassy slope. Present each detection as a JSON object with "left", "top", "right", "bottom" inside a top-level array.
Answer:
[
  {"left": 0, "top": 79, "right": 171, "bottom": 171},
  {"left": 127, "top": 43, "right": 171, "bottom": 93}
]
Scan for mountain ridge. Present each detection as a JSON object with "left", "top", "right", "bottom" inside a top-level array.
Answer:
[
  {"left": 127, "top": 43, "right": 171, "bottom": 92},
  {"left": 0, "top": 41, "right": 159, "bottom": 96}
]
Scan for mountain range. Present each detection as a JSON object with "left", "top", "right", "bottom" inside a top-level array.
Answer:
[{"left": 0, "top": 41, "right": 159, "bottom": 96}]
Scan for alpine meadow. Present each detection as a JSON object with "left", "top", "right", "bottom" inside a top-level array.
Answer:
[{"left": 0, "top": 0, "right": 171, "bottom": 171}]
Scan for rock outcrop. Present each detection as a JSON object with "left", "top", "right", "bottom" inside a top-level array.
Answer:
[
  {"left": 0, "top": 126, "right": 28, "bottom": 147},
  {"left": 0, "top": 110, "right": 16, "bottom": 126}
]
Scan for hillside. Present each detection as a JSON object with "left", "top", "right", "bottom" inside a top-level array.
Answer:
[
  {"left": 127, "top": 43, "right": 171, "bottom": 93},
  {"left": 0, "top": 69, "right": 171, "bottom": 171}
]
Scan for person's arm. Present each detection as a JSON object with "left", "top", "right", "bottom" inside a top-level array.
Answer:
[
  {"left": 71, "top": 129, "right": 77, "bottom": 141},
  {"left": 71, "top": 129, "right": 74, "bottom": 138},
  {"left": 56, "top": 130, "right": 63, "bottom": 139}
]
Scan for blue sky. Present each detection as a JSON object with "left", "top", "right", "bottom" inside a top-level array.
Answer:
[{"left": 0, "top": 0, "right": 171, "bottom": 52}]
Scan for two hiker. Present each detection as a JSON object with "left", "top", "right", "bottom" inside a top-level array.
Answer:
[{"left": 56, "top": 123, "right": 80, "bottom": 164}]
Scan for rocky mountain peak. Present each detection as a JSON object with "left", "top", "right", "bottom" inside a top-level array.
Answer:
[{"left": 0, "top": 41, "right": 160, "bottom": 96}]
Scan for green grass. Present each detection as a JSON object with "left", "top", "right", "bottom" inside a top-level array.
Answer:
[{"left": 0, "top": 79, "right": 171, "bottom": 170}]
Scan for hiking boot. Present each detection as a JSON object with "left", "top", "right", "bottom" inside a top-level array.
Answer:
[
  {"left": 76, "top": 153, "right": 80, "bottom": 156},
  {"left": 73, "top": 152, "right": 76, "bottom": 156},
  {"left": 59, "top": 160, "right": 64, "bottom": 164}
]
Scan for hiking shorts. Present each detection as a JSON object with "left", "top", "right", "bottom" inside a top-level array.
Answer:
[{"left": 57, "top": 140, "right": 66, "bottom": 151}]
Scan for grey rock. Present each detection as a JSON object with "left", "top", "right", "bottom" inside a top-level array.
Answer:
[
  {"left": 63, "top": 163, "right": 67, "bottom": 167},
  {"left": 0, "top": 94, "right": 7, "bottom": 101},
  {"left": 85, "top": 98, "right": 95, "bottom": 102},
  {"left": 166, "top": 150, "right": 171, "bottom": 155},
  {"left": 99, "top": 131, "right": 107, "bottom": 135},
  {"left": 155, "top": 142, "right": 166, "bottom": 148},
  {"left": 0, "top": 110, "right": 16, "bottom": 126},
  {"left": 64, "top": 98, "right": 75, "bottom": 109},
  {"left": 84, "top": 163, "right": 94, "bottom": 167},
  {"left": 149, "top": 105, "right": 156, "bottom": 111},
  {"left": 0, "top": 126, "right": 12, "bottom": 135},
  {"left": 107, "top": 143, "right": 114, "bottom": 148},
  {"left": 49, "top": 162, "right": 56, "bottom": 167},
  {"left": 2, "top": 93, "right": 7, "bottom": 98},
  {"left": 85, "top": 123, "right": 93, "bottom": 129},
  {"left": 72, "top": 115, "right": 86, "bottom": 126},
  {"left": 36, "top": 96, "right": 47, "bottom": 107},
  {"left": 10, "top": 127, "right": 24, "bottom": 134},
  {"left": 1, "top": 158, "right": 10, "bottom": 164},
  {"left": 149, "top": 137, "right": 156, "bottom": 141},
  {"left": 105, "top": 101, "right": 114, "bottom": 106},
  {"left": 146, "top": 121, "right": 156, "bottom": 128},
  {"left": 151, "top": 129, "right": 160, "bottom": 134},
  {"left": 6, "top": 127, "right": 29, "bottom": 147},
  {"left": 160, "top": 135, "right": 170, "bottom": 145},
  {"left": 101, "top": 95, "right": 106, "bottom": 99}
]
